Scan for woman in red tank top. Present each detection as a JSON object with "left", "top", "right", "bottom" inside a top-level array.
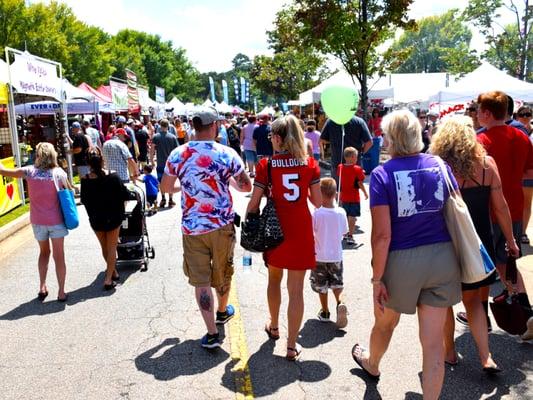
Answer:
[{"left": 246, "top": 115, "right": 322, "bottom": 360}]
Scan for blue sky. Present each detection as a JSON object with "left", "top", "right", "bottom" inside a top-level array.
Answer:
[{"left": 36, "top": 0, "right": 513, "bottom": 72}]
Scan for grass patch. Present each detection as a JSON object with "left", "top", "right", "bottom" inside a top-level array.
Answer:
[
  {"left": 0, "top": 200, "right": 30, "bottom": 228},
  {"left": 73, "top": 174, "right": 80, "bottom": 185}
]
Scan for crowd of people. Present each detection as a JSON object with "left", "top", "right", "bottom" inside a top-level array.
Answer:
[{"left": 0, "top": 90, "right": 532, "bottom": 399}]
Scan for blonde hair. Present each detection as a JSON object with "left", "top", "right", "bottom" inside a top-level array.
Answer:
[
  {"left": 320, "top": 177, "right": 337, "bottom": 198},
  {"left": 271, "top": 115, "right": 308, "bottom": 163},
  {"left": 430, "top": 116, "right": 486, "bottom": 179},
  {"left": 381, "top": 110, "right": 423, "bottom": 156},
  {"left": 34, "top": 142, "right": 58, "bottom": 170},
  {"left": 344, "top": 146, "right": 358, "bottom": 159}
]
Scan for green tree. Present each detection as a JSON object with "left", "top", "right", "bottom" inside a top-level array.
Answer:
[
  {"left": 292, "top": 0, "right": 415, "bottom": 117},
  {"left": 390, "top": 9, "right": 479, "bottom": 75},
  {"left": 464, "top": 0, "right": 532, "bottom": 81}
]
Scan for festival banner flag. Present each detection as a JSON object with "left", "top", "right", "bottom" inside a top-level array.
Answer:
[
  {"left": 110, "top": 79, "right": 128, "bottom": 110},
  {"left": 155, "top": 86, "right": 165, "bottom": 103},
  {"left": 222, "top": 80, "right": 229, "bottom": 104},
  {"left": 138, "top": 86, "right": 150, "bottom": 115},
  {"left": 253, "top": 98, "right": 258, "bottom": 114},
  {"left": 0, "top": 157, "right": 22, "bottom": 216},
  {"left": 245, "top": 80, "right": 250, "bottom": 103},
  {"left": 208, "top": 76, "right": 216, "bottom": 103},
  {"left": 233, "top": 78, "right": 239, "bottom": 103},
  {"left": 240, "top": 77, "right": 246, "bottom": 103},
  {"left": 126, "top": 69, "right": 139, "bottom": 113}
]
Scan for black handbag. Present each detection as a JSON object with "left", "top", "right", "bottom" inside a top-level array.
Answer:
[
  {"left": 489, "top": 256, "right": 530, "bottom": 335},
  {"left": 241, "top": 159, "right": 284, "bottom": 252}
]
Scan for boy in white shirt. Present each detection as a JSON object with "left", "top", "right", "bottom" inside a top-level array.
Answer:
[{"left": 310, "top": 177, "right": 349, "bottom": 328}]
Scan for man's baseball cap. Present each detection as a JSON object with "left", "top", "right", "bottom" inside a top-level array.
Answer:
[
  {"left": 116, "top": 115, "right": 127, "bottom": 123},
  {"left": 127, "top": 118, "right": 134, "bottom": 125},
  {"left": 71, "top": 122, "right": 81, "bottom": 129},
  {"left": 115, "top": 128, "right": 128, "bottom": 137},
  {"left": 192, "top": 106, "right": 218, "bottom": 126}
]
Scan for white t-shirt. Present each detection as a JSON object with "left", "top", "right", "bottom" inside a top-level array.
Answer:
[{"left": 313, "top": 206, "right": 349, "bottom": 263}]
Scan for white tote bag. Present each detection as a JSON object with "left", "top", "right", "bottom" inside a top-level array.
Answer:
[{"left": 436, "top": 157, "right": 495, "bottom": 284}]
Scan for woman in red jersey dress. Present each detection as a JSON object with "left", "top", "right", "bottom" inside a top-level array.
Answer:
[{"left": 246, "top": 115, "right": 322, "bottom": 360}]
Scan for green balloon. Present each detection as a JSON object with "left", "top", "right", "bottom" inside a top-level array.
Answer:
[{"left": 321, "top": 85, "right": 359, "bottom": 125}]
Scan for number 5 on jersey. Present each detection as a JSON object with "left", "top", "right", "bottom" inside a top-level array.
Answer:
[{"left": 282, "top": 173, "right": 300, "bottom": 201}]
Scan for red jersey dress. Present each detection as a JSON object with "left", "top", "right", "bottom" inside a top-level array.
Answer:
[{"left": 254, "top": 154, "right": 321, "bottom": 270}]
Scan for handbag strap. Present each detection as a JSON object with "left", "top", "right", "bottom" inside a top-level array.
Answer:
[
  {"left": 266, "top": 158, "right": 273, "bottom": 198},
  {"left": 434, "top": 156, "right": 456, "bottom": 198},
  {"left": 51, "top": 168, "right": 67, "bottom": 192}
]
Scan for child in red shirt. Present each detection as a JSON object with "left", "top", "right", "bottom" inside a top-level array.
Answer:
[{"left": 337, "top": 147, "right": 368, "bottom": 245}]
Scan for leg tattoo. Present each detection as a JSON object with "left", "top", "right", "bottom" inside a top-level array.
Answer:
[{"left": 199, "top": 289, "right": 212, "bottom": 312}]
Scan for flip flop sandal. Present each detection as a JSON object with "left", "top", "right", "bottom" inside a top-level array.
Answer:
[
  {"left": 265, "top": 324, "right": 280, "bottom": 340},
  {"left": 37, "top": 291, "right": 49, "bottom": 301},
  {"left": 286, "top": 345, "right": 301, "bottom": 361},
  {"left": 352, "top": 344, "right": 380, "bottom": 380}
]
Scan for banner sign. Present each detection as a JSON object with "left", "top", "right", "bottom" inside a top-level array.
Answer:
[
  {"left": 15, "top": 101, "right": 99, "bottom": 115},
  {"left": 233, "top": 78, "right": 239, "bottom": 103},
  {"left": 240, "top": 77, "right": 246, "bottom": 103},
  {"left": 155, "top": 86, "right": 165, "bottom": 103},
  {"left": 110, "top": 79, "right": 128, "bottom": 110},
  {"left": 254, "top": 98, "right": 258, "bottom": 113},
  {"left": 138, "top": 86, "right": 150, "bottom": 115},
  {"left": 222, "top": 80, "right": 229, "bottom": 104},
  {"left": 126, "top": 69, "right": 139, "bottom": 113},
  {"left": 9, "top": 52, "right": 61, "bottom": 101},
  {"left": 0, "top": 84, "right": 8, "bottom": 105},
  {"left": 209, "top": 76, "right": 216, "bottom": 103},
  {"left": 0, "top": 157, "right": 22, "bottom": 216},
  {"left": 245, "top": 80, "right": 250, "bottom": 103}
]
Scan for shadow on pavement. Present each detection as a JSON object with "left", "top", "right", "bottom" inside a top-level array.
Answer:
[
  {"left": 438, "top": 331, "right": 532, "bottom": 400},
  {"left": 0, "top": 267, "right": 139, "bottom": 320},
  {"left": 298, "top": 319, "right": 346, "bottom": 348},
  {"left": 350, "top": 368, "right": 382, "bottom": 400},
  {"left": 221, "top": 340, "right": 332, "bottom": 397},
  {"left": 135, "top": 337, "right": 229, "bottom": 380}
]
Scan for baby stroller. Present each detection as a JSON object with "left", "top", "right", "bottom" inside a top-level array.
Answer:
[{"left": 116, "top": 184, "right": 155, "bottom": 270}]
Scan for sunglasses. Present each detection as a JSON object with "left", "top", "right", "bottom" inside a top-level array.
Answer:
[
  {"left": 467, "top": 108, "right": 477, "bottom": 112},
  {"left": 418, "top": 115, "right": 427, "bottom": 119},
  {"left": 518, "top": 112, "right": 532, "bottom": 118}
]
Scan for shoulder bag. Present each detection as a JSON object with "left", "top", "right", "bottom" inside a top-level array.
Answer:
[
  {"left": 435, "top": 157, "right": 495, "bottom": 284},
  {"left": 52, "top": 168, "right": 79, "bottom": 230},
  {"left": 241, "top": 159, "right": 284, "bottom": 252}
]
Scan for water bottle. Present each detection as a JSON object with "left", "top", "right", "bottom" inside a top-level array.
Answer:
[{"left": 242, "top": 251, "right": 252, "bottom": 272}]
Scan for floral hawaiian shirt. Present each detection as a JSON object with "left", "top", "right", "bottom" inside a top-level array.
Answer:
[{"left": 164, "top": 141, "right": 244, "bottom": 235}]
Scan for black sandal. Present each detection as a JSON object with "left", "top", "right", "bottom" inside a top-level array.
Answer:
[
  {"left": 265, "top": 324, "right": 280, "bottom": 340},
  {"left": 103, "top": 282, "right": 117, "bottom": 291},
  {"left": 37, "top": 291, "right": 48, "bottom": 301},
  {"left": 286, "top": 345, "right": 301, "bottom": 361},
  {"left": 57, "top": 294, "right": 68, "bottom": 303},
  {"left": 352, "top": 344, "right": 380, "bottom": 380}
]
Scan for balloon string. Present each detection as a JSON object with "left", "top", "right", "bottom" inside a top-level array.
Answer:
[{"left": 337, "top": 124, "right": 345, "bottom": 205}]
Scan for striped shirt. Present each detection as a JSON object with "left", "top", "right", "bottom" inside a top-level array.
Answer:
[{"left": 103, "top": 138, "right": 131, "bottom": 182}]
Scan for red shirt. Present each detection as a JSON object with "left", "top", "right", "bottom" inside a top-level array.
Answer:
[
  {"left": 477, "top": 125, "right": 533, "bottom": 221},
  {"left": 337, "top": 163, "right": 365, "bottom": 203},
  {"left": 254, "top": 154, "right": 320, "bottom": 269}
]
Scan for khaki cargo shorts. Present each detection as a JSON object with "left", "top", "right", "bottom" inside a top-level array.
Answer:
[
  {"left": 382, "top": 241, "right": 461, "bottom": 314},
  {"left": 182, "top": 223, "right": 235, "bottom": 294}
]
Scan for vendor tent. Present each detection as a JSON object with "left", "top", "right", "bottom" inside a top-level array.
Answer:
[
  {"left": 166, "top": 97, "right": 186, "bottom": 115},
  {"left": 0, "top": 59, "right": 8, "bottom": 83},
  {"left": 429, "top": 62, "right": 533, "bottom": 104},
  {"left": 96, "top": 85, "right": 112, "bottom": 102},
  {"left": 202, "top": 99, "right": 214, "bottom": 107},
  {"left": 215, "top": 101, "right": 233, "bottom": 114},
  {"left": 258, "top": 106, "right": 275, "bottom": 116},
  {"left": 78, "top": 82, "right": 112, "bottom": 103},
  {"left": 62, "top": 79, "right": 94, "bottom": 102}
]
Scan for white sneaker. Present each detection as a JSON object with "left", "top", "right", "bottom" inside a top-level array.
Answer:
[
  {"left": 521, "top": 317, "right": 533, "bottom": 341},
  {"left": 336, "top": 303, "right": 348, "bottom": 329}
]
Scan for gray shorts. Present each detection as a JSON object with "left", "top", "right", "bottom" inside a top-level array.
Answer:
[
  {"left": 310, "top": 261, "right": 343, "bottom": 294},
  {"left": 492, "top": 222, "right": 522, "bottom": 265},
  {"left": 382, "top": 241, "right": 461, "bottom": 314},
  {"left": 32, "top": 223, "right": 68, "bottom": 242}
]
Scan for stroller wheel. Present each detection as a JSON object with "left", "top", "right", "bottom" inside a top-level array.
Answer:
[
  {"left": 140, "top": 263, "right": 148, "bottom": 272},
  {"left": 148, "top": 247, "right": 155, "bottom": 259}
]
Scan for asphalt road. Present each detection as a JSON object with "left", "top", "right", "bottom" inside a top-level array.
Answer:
[{"left": 0, "top": 178, "right": 531, "bottom": 400}]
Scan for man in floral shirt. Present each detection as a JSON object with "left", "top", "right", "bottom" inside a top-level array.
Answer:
[{"left": 161, "top": 106, "right": 252, "bottom": 349}]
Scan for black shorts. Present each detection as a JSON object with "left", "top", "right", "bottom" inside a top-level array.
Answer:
[
  {"left": 146, "top": 195, "right": 157, "bottom": 205},
  {"left": 341, "top": 202, "right": 361, "bottom": 217},
  {"left": 492, "top": 222, "right": 522, "bottom": 265}
]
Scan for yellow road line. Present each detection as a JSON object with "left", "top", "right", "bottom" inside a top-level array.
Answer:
[{"left": 228, "top": 276, "right": 254, "bottom": 399}]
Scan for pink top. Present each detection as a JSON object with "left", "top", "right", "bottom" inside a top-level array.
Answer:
[
  {"left": 305, "top": 130, "right": 321, "bottom": 154},
  {"left": 23, "top": 166, "right": 65, "bottom": 226}
]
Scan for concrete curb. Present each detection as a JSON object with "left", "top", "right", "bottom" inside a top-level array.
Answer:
[{"left": 0, "top": 212, "right": 30, "bottom": 243}]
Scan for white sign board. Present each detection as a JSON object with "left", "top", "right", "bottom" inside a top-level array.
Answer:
[{"left": 9, "top": 52, "right": 61, "bottom": 101}]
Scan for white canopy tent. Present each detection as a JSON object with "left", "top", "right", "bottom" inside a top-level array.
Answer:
[
  {"left": 429, "top": 62, "right": 533, "bottom": 105},
  {"left": 166, "top": 96, "right": 186, "bottom": 115},
  {"left": 202, "top": 99, "right": 214, "bottom": 108},
  {"left": 258, "top": 106, "right": 275, "bottom": 115},
  {"left": 299, "top": 71, "right": 361, "bottom": 105},
  {"left": 215, "top": 101, "right": 233, "bottom": 114}
]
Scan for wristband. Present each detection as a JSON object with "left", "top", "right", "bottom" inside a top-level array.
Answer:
[{"left": 371, "top": 278, "right": 382, "bottom": 285}]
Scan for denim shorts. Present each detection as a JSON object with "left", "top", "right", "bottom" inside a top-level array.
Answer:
[
  {"left": 243, "top": 150, "right": 257, "bottom": 163},
  {"left": 341, "top": 202, "right": 361, "bottom": 217},
  {"left": 32, "top": 223, "right": 68, "bottom": 241},
  {"left": 523, "top": 179, "right": 533, "bottom": 188}
]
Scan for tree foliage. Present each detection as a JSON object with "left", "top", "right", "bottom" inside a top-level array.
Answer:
[
  {"left": 463, "top": 0, "right": 532, "bottom": 81},
  {"left": 390, "top": 9, "right": 479, "bottom": 75},
  {"left": 291, "top": 0, "right": 415, "bottom": 116},
  {"left": 0, "top": 0, "right": 203, "bottom": 101}
]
